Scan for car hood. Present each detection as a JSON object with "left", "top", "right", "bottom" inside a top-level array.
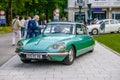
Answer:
[
  {"left": 23, "top": 34, "right": 75, "bottom": 51},
  {"left": 87, "top": 24, "right": 100, "bottom": 28}
]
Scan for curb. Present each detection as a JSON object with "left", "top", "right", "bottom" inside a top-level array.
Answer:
[{"left": 95, "top": 41, "right": 120, "bottom": 56}]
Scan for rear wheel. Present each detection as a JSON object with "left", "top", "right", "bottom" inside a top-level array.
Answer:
[
  {"left": 63, "top": 46, "right": 75, "bottom": 65},
  {"left": 21, "top": 59, "right": 31, "bottom": 63},
  {"left": 91, "top": 29, "right": 98, "bottom": 35},
  {"left": 118, "top": 27, "right": 120, "bottom": 33}
]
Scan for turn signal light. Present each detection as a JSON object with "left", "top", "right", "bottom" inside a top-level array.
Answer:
[{"left": 60, "top": 50, "right": 66, "bottom": 53}]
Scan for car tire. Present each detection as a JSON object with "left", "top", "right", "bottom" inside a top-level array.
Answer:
[
  {"left": 89, "top": 48, "right": 94, "bottom": 52},
  {"left": 21, "top": 59, "right": 31, "bottom": 63},
  {"left": 91, "top": 29, "right": 99, "bottom": 35},
  {"left": 63, "top": 46, "right": 75, "bottom": 65},
  {"left": 118, "top": 27, "right": 120, "bottom": 33}
]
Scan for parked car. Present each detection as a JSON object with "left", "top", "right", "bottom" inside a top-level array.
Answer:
[
  {"left": 16, "top": 22, "right": 95, "bottom": 65},
  {"left": 87, "top": 19, "right": 120, "bottom": 35}
]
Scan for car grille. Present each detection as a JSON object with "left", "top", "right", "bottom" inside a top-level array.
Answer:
[{"left": 22, "top": 50, "right": 47, "bottom": 53}]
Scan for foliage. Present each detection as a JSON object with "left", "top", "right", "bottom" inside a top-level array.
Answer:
[
  {"left": 94, "top": 33, "right": 120, "bottom": 53},
  {"left": 0, "top": 26, "right": 12, "bottom": 34},
  {"left": 0, "top": 0, "right": 68, "bottom": 25}
]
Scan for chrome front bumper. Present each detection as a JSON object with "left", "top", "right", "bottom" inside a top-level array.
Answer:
[{"left": 18, "top": 52, "right": 69, "bottom": 56}]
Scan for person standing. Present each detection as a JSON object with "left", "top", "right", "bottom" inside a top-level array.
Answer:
[
  {"left": 12, "top": 15, "right": 22, "bottom": 46},
  {"left": 20, "top": 16, "right": 25, "bottom": 38},
  {"left": 24, "top": 17, "right": 31, "bottom": 38},
  {"left": 27, "top": 15, "right": 41, "bottom": 38}
]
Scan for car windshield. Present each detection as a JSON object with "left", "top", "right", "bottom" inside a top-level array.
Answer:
[
  {"left": 96, "top": 20, "right": 103, "bottom": 24},
  {"left": 43, "top": 24, "right": 74, "bottom": 34}
]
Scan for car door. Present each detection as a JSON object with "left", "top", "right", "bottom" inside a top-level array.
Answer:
[
  {"left": 114, "top": 20, "right": 120, "bottom": 31},
  {"left": 110, "top": 20, "right": 119, "bottom": 32},
  {"left": 110, "top": 20, "right": 116, "bottom": 32},
  {"left": 75, "top": 24, "right": 91, "bottom": 56},
  {"left": 104, "top": 20, "right": 111, "bottom": 33}
]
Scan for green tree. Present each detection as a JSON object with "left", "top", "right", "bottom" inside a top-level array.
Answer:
[{"left": 0, "top": 0, "right": 67, "bottom": 25}]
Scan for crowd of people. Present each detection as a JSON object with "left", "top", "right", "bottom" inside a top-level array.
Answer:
[{"left": 12, "top": 15, "right": 48, "bottom": 46}]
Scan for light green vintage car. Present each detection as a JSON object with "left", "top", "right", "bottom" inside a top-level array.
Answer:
[{"left": 16, "top": 22, "right": 95, "bottom": 65}]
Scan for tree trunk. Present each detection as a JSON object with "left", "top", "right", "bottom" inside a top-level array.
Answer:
[
  {"left": 45, "top": 9, "right": 48, "bottom": 21},
  {"left": 8, "top": 0, "right": 12, "bottom": 26},
  {"left": 45, "top": 3, "right": 48, "bottom": 22}
]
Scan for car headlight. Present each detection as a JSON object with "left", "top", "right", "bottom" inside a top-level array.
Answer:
[
  {"left": 50, "top": 42, "right": 65, "bottom": 50},
  {"left": 17, "top": 42, "right": 23, "bottom": 48}
]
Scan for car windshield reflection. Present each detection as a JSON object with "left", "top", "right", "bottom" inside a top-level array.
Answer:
[{"left": 44, "top": 24, "right": 74, "bottom": 34}]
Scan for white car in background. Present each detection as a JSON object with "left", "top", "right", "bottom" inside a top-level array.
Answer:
[{"left": 87, "top": 19, "right": 120, "bottom": 35}]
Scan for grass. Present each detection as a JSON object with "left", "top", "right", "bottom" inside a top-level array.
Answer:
[
  {"left": 0, "top": 26, "right": 12, "bottom": 34},
  {"left": 93, "top": 33, "right": 120, "bottom": 54}
]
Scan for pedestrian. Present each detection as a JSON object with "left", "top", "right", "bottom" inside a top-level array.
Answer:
[
  {"left": 62, "top": 17, "right": 67, "bottom": 21},
  {"left": 81, "top": 20, "right": 87, "bottom": 27},
  {"left": 20, "top": 16, "right": 25, "bottom": 38},
  {"left": 25, "top": 16, "right": 31, "bottom": 38},
  {"left": 91, "top": 18, "right": 98, "bottom": 24},
  {"left": 12, "top": 15, "right": 22, "bottom": 46},
  {"left": 42, "top": 20, "right": 47, "bottom": 29},
  {"left": 48, "top": 19, "right": 51, "bottom": 23},
  {"left": 27, "top": 15, "right": 41, "bottom": 38}
]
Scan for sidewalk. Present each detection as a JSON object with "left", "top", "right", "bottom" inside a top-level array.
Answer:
[{"left": 0, "top": 41, "right": 120, "bottom": 80}]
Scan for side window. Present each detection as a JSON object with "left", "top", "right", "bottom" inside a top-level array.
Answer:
[
  {"left": 76, "top": 24, "right": 83, "bottom": 35},
  {"left": 104, "top": 21, "right": 109, "bottom": 24},
  {"left": 110, "top": 20, "right": 115, "bottom": 24},
  {"left": 115, "top": 20, "right": 118, "bottom": 24},
  {"left": 76, "top": 24, "right": 88, "bottom": 35},
  {"left": 82, "top": 26, "right": 88, "bottom": 35}
]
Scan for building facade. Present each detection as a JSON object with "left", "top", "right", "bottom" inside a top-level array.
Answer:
[{"left": 68, "top": 0, "right": 120, "bottom": 21}]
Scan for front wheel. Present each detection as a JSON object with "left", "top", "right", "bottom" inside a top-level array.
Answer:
[
  {"left": 21, "top": 59, "right": 31, "bottom": 63},
  {"left": 91, "top": 29, "right": 99, "bottom": 35},
  {"left": 118, "top": 27, "right": 120, "bottom": 33},
  {"left": 63, "top": 46, "right": 75, "bottom": 65}
]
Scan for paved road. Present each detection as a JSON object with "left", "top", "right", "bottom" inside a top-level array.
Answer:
[
  {"left": 0, "top": 33, "right": 16, "bottom": 66},
  {"left": 0, "top": 34, "right": 120, "bottom": 80}
]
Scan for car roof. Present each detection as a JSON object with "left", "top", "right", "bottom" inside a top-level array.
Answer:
[
  {"left": 47, "top": 21, "right": 81, "bottom": 25},
  {"left": 102, "top": 19, "right": 117, "bottom": 21}
]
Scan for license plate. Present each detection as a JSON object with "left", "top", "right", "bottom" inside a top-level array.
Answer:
[{"left": 26, "top": 54, "right": 42, "bottom": 59}]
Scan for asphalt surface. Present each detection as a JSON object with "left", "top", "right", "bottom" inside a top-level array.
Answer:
[
  {"left": 0, "top": 33, "right": 16, "bottom": 66},
  {"left": 0, "top": 33, "right": 120, "bottom": 80}
]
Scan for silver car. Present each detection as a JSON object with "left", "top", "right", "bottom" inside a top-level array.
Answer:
[{"left": 87, "top": 19, "right": 120, "bottom": 35}]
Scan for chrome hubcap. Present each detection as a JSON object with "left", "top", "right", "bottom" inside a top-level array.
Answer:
[
  {"left": 68, "top": 48, "right": 74, "bottom": 62},
  {"left": 93, "top": 30, "right": 97, "bottom": 34}
]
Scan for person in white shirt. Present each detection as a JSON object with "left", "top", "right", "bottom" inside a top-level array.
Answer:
[{"left": 12, "top": 15, "right": 22, "bottom": 46}]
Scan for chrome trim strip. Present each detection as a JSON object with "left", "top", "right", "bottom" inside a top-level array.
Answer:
[
  {"left": 48, "top": 52, "right": 69, "bottom": 55},
  {"left": 19, "top": 52, "right": 69, "bottom": 56}
]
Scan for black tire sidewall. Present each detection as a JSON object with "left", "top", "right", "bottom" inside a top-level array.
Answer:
[
  {"left": 118, "top": 27, "right": 120, "bottom": 33},
  {"left": 21, "top": 59, "right": 31, "bottom": 63},
  {"left": 63, "top": 46, "right": 75, "bottom": 65},
  {"left": 91, "top": 29, "right": 98, "bottom": 35}
]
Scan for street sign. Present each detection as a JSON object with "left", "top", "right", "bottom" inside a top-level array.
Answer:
[{"left": 0, "top": 10, "right": 6, "bottom": 24}]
